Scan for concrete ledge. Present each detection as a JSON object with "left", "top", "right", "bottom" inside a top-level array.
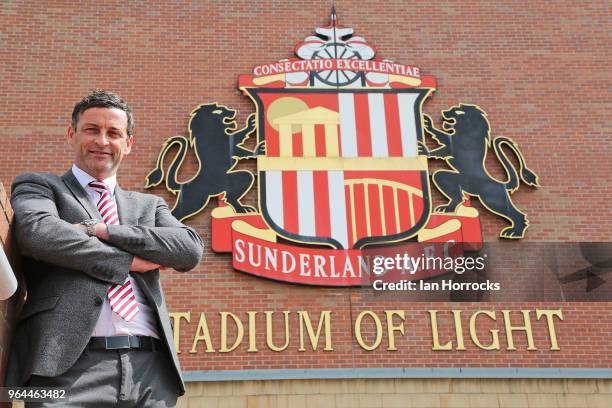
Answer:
[{"left": 183, "top": 368, "right": 612, "bottom": 382}]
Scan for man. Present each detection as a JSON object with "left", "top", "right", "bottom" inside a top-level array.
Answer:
[{"left": 5, "top": 90, "right": 203, "bottom": 407}]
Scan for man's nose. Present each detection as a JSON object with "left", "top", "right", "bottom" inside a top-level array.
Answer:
[{"left": 94, "top": 132, "right": 110, "bottom": 146}]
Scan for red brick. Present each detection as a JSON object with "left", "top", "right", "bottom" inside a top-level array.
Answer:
[{"left": 0, "top": 1, "right": 610, "bottom": 374}]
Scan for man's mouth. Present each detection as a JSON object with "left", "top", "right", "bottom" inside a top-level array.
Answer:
[{"left": 89, "top": 150, "right": 112, "bottom": 157}]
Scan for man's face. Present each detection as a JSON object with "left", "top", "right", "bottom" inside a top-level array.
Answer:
[{"left": 68, "top": 107, "right": 133, "bottom": 180}]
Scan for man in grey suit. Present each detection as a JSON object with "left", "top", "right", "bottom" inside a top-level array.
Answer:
[{"left": 6, "top": 90, "right": 203, "bottom": 407}]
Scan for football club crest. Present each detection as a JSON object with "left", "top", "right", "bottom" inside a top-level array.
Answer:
[
  {"left": 245, "top": 87, "right": 431, "bottom": 250},
  {"left": 145, "top": 8, "right": 540, "bottom": 286}
]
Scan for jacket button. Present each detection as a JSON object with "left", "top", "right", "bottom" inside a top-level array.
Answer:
[{"left": 94, "top": 296, "right": 103, "bottom": 306}]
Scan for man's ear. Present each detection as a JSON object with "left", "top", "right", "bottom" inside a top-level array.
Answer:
[
  {"left": 67, "top": 125, "right": 75, "bottom": 146},
  {"left": 124, "top": 135, "right": 134, "bottom": 155}
]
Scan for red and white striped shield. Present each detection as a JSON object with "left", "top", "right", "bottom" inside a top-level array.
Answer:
[{"left": 246, "top": 88, "right": 432, "bottom": 249}]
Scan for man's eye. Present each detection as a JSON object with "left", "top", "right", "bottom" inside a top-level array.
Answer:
[{"left": 84, "top": 128, "right": 97, "bottom": 133}]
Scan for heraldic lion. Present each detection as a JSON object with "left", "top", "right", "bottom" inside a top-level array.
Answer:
[
  {"left": 145, "top": 103, "right": 264, "bottom": 221},
  {"left": 421, "top": 104, "right": 540, "bottom": 239}
]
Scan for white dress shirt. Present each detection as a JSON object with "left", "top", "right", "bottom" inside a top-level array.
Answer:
[{"left": 71, "top": 165, "right": 160, "bottom": 338}]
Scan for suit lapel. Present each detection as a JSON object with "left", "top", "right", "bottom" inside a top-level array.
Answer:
[
  {"left": 114, "top": 185, "right": 137, "bottom": 226},
  {"left": 63, "top": 171, "right": 155, "bottom": 302},
  {"left": 114, "top": 187, "right": 159, "bottom": 304},
  {"left": 62, "top": 170, "right": 99, "bottom": 220}
]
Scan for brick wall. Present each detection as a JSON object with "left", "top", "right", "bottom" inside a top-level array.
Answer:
[
  {"left": 175, "top": 378, "right": 612, "bottom": 408},
  {"left": 0, "top": 0, "right": 610, "bottom": 379}
]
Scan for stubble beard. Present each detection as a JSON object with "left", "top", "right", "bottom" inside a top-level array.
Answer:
[{"left": 82, "top": 151, "right": 119, "bottom": 179}]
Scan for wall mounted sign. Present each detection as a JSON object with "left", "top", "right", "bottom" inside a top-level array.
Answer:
[{"left": 145, "top": 9, "right": 540, "bottom": 286}]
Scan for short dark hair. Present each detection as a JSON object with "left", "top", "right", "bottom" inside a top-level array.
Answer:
[{"left": 71, "top": 90, "right": 134, "bottom": 136}]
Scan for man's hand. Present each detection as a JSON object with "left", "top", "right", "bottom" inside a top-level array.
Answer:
[
  {"left": 71, "top": 222, "right": 109, "bottom": 240},
  {"left": 94, "top": 223, "right": 110, "bottom": 241},
  {"left": 72, "top": 223, "right": 88, "bottom": 235},
  {"left": 131, "top": 256, "right": 165, "bottom": 272},
  {"left": 72, "top": 222, "right": 109, "bottom": 241}
]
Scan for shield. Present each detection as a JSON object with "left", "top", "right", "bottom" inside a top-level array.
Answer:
[{"left": 244, "top": 88, "right": 432, "bottom": 249}]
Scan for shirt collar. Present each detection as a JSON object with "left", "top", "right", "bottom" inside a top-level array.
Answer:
[{"left": 71, "top": 164, "right": 117, "bottom": 195}]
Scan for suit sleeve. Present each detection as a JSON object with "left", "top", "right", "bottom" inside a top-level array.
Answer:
[
  {"left": 11, "top": 173, "right": 133, "bottom": 285},
  {"left": 105, "top": 196, "right": 203, "bottom": 272}
]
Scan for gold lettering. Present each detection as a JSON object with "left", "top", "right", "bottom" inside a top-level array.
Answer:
[
  {"left": 247, "top": 311, "right": 258, "bottom": 352},
  {"left": 452, "top": 310, "right": 466, "bottom": 350},
  {"left": 298, "top": 311, "right": 333, "bottom": 351},
  {"left": 502, "top": 310, "right": 536, "bottom": 350},
  {"left": 536, "top": 309, "right": 563, "bottom": 351},
  {"left": 219, "top": 312, "right": 244, "bottom": 353},
  {"left": 470, "top": 310, "right": 500, "bottom": 350},
  {"left": 190, "top": 312, "right": 215, "bottom": 353},
  {"left": 169, "top": 312, "right": 190, "bottom": 354},
  {"left": 385, "top": 310, "right": 406, "bottom": 351},
  {"left": 265, "top": 311, "right": 291, "bottom": 352},
  {"left": 355, "top": 311, "right": 383, "bottom": 351},
  {"left": 429, "top": 310, "right": 452, "bottom": 350}
]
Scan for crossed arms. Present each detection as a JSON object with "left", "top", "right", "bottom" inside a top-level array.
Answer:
[{"left": 11, "top": 173, "right": 203, "bottom": 285}]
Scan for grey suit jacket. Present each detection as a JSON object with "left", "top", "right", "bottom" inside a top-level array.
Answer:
[{"left": 5, "top": 170, "right": 203, "bottom": 395}]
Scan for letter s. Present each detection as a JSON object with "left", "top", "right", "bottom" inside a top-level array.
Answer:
[{"left": 234, "top": 239, "right": 246, "bottom": 263}]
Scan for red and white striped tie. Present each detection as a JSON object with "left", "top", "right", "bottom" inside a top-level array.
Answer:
[{"left": 88, "top": 180, "right": 140, "bottom": 321}]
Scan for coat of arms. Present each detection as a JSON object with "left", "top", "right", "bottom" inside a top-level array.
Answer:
[{"left": 145, "top": 9, "right": 539, "bottom": 286}]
